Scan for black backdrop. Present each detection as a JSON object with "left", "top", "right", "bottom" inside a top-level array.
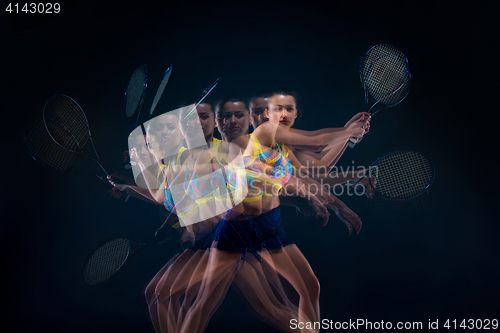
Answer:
[{"left": 2, "top": 1, "right": 499, "bottom": 332}]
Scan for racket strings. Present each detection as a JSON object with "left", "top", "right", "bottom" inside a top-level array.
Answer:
[
  {"left": 83, "top": 238, "right": 130, "bottom": 286},
  {"left": 361, "top": 44, "right": 407, "bottom": 76},
  {"left": 371, "top": 151, "right": 433, "bottom": 199},
  {"left": 125, "top": 65, "right": 147, "bottom": 117},
  {"left": 364, "top": 55, "right": 410, "bottom": 106},
  {"left": 24, "top": 119, "right": 79, "bottom": 171},
  {"left": 44, "top": 95, "right": 90, "bottom": 150}
]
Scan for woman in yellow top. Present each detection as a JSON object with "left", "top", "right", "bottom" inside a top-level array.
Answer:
[{"left": 178, "top": 94, "right": 369, "bottom": 333}]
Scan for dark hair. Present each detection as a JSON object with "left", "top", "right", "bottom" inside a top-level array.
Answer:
[
  {"left": 178, "top": 100, "right": 215, "bottom": 116},
  {"left": 198, "top": 99, "right": 215, "bottom": 115},
  {"left": 264, "top": 87, "right": 302, "bottom": 125},
  {"left": 248, "top": 90, "right": 269, "bottom": 112},
  {"left": 215, "top": 95, "right": 249, "bottom": 119}
]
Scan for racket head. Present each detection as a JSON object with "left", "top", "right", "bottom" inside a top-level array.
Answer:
[
  {"left": 149, "top": 65, "right": 173, "bottom": 117},
  {"left": 360, "top": 44, "right": 408, "bottom": 80},
  {"left": 368, "top": 150, "right": 434, "bottom": 200},
  {"left": 124, "top": 64, "right": 148, "bottom": 119},
  {"left": 81, "top": 237, "right": 132, "bottom": 287},
  {"left": 23, "top": 117, "right": 79, "bottom": 171},
  {"left": 42, "top": 94, "right": 90, "bottom": 152},
  {"left": 360, "top": 44, "right": 411, "bottom": 114}
]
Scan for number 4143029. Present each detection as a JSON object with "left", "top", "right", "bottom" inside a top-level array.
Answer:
[
  {"left": 444, "top": 319, "right": 498, "bottom": 330},
  {"left": 5, "top": 3, "right": 61, "bottom": 14}
]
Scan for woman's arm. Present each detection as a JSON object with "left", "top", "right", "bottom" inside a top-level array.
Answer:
[
  {"left": 286, "top": 111, "right": 370, "bottom": 138},
  {"left": 292, "top": 145, "right": 348, "bottom": 173},
  {"left": 132, "top": 167, "right": 165, "bottom": 204},
  {"left": 274, "top": 121, "right": 366, "bottom": 153},
  {"left": 285, "top": 148, "right": 364, "bottom": 231},
  {"left": 109, "top": 182, "right": 160, "bottom": 204},
  {"left": 326, "top": 195, "right": 362, "bottom": 236},
  {"left": 286, "top": 113, "right": 370, "bottom": 171},
  {"left": 311, "top": 169, "right": 368, "bottom": 185},
  {"left": 128, "top": 148, "right": 166, "bottom": 203},
  {"left": 279, "top": 174, "right": 330, "bottom": 226}
]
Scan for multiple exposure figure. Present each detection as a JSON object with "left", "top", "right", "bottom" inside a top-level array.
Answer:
[{"left": 109, "top": 89, "right": 372, "bottom": 333}]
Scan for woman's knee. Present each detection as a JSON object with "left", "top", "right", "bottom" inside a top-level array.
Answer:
[{"left": 305, "top": 274, "right": 320, "bottom": 300}]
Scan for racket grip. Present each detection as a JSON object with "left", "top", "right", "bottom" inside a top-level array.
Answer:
[{"left": 347, "top": 137, "right": 358, "bottom": 148}]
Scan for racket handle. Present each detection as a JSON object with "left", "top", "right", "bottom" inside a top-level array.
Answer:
[{"left": 347, "top": 137, "right": 358, "bottom": 148}]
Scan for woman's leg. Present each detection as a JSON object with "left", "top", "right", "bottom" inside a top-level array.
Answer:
[
  {"left": 144, "top": 253, "right": 181, "bottom": 333},
  {"left": 180, "top": 248, "right": 240, "bottom": 333},
  {"left": 153, "top": 249, "right": 195, "bottom": 332},
  {"left": 232, "top": 253, "right": 299, "bottom": 333},
  {"left": 176, "top": 250, "right": 210, "bottom": 331},
  {"left": 145, "top": 253, "right": 181, "bottom": 306},
  {"left": 260, "top": 244, "right": 321, "bottom": 333},
  {"left": 164, "top": 250, "right": 209, "bottom": 333}
]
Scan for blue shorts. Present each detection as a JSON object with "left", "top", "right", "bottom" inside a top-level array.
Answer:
[{"left": 212, "top": 207, "right": 294, "bottom": 257}]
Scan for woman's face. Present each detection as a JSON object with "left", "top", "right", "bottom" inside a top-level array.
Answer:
[
  {"left": 131, "top": 134, "right": 155, "bottom": 165},
  {"left": 180, "top": 109, "right": 205, "bottom": 148},
  {"left": 148, "top": 113, "right": 183, "bottom": 153},
  {"left": 217, "top": 101, "right": 250, "bottom": 141},
  {"left": 265, "top": 94, "right": 298, "bottom": 128},
  {"left": 249, "top": 97, "right": 269, "bottom": 129},
  {"left": 196, "top": 103, "right": 216, "bottom": 139}
]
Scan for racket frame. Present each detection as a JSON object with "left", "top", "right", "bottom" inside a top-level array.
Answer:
[
  {"left": 148, "top": 65, "right": 173, "bottom": 118},
  {"left": 360, "top": 45, "right": 411, "bottom": 116}
]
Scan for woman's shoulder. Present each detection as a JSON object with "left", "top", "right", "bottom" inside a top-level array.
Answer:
[{"left": 252, "top": 122, "right": 278, "bottom": 147}]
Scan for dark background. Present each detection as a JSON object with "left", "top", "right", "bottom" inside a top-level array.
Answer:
[{"left": 2, "top": 1, "right": 499, "bottom": 332}]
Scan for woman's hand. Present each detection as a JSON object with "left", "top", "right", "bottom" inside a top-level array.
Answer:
[
  {"left": 108, "top": 186, "right": 123, "bottom": 199},
  {"left": 309, "top": 194, "right": 330, "bottom": 227},
  {"left": 123, "top": 150, "right": 130, "bottom": 162},
  {"left": 107, "top": 172, "right": 135, "bottom": 186},
  {"left": 358, "top": 175, "right": 377, "bottom": 199},
  {"left": 107, "top": 174, "right": 130, "bottom": 199},
  {"left": 327, "top": 197, "right": 362, "bottom": 236},
  {"left": 345, "top": 114, "right": 371, "bottom": 142},
  {"left": 344, "top": 112, "right": 371, "bottom": 128}
]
